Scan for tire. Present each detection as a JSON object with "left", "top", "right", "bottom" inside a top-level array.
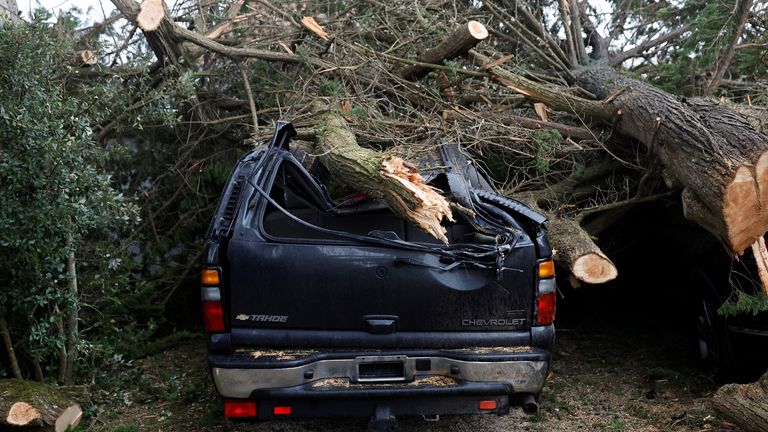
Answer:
[{"left": 695, "top": 293, "right": 736, "bottom": 382}]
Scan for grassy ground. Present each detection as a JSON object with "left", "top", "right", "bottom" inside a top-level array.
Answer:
[{"left": 80, "top": 298, "right": 739, "bottom": 432}]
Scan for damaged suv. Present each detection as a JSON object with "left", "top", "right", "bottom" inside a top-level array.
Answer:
[{"left": 201, "top": 122, "right": 556, "bottom": 429}]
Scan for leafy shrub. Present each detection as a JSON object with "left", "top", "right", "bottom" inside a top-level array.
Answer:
[{"left": 0, "top": 22, "right": 138, "bottom": 382}]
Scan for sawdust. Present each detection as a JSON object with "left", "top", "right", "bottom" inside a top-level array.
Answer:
[
  {"left": 310, "top": 376, "right": 458, "bottom": 389},
  {"left": 234, "top": 348, "right": 315, "bottom": 360},
  {"left": 443, "top": 346, "right": 533, "bottom": 354}
]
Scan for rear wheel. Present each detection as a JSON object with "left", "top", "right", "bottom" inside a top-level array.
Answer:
[
  {"left": 693, "top": 253, "right": 768, "bottom": 383},
  {"left": 695, "top": 294, "right": 735, "bottom": 382}
]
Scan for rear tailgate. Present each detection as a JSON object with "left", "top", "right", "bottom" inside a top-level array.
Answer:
[{"left": 226, "top": 237, "right": 537, "bottom": 333}]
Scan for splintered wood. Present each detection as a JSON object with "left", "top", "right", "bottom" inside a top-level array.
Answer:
[
  {"left": 751, "top": 237, "right": 768, "bottom": 295},
  {"left": 379, "top": 156, "right": 454, "bottom": 244},
  {"left": 301, "top": 17, "right": 329, "bottom": 41},
  {"left": 314, "top": 109, "right": 453, "bottom": 243}
]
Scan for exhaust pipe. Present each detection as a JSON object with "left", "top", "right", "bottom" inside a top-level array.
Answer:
[{"left": 520, "top": 393, "right": 539, "bottom": 415}]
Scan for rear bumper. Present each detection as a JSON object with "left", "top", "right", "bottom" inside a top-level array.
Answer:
[{"left": 209, "top": 348, "right": 549, "bottom": 400}]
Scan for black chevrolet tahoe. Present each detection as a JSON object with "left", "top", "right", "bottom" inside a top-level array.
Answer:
[{"left": 201, "top": 122, "right": 556, "bottom": 429}]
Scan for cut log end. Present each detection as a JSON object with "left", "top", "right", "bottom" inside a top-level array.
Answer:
[
  {"left": 571, "top": 253, "right": 618, "bottom": 284},
  {"left": 467, "top": 21, "right": 489, "bottom": 40},
  {"left": 756, "top": 151, "right": 768, "bottom": 230},
  {"left": 54, "top": 404, "right": 83, "bottom": 432},
  {"left": 71, "top": 50, "right": 98, "bottom": 67},
  {"left": 137, "top": 0, "right": 165, "bottom": 31},
  {"left": 0, "top": 379, "right": 83, "bottom": 432},
  {"left": 7, "top": 402, "right": 42, "bottom": 427},
  {"left": 401, "top": 21, "right": 489, "bottom": 80}
]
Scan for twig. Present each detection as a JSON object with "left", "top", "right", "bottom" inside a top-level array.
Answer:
[
  {"left": 484, "top": 2, "right": 569, "bottom": 73},
  {"left": 0, "top": 314, "right": 22, "bottom": 379},
  {"left": 578, "top": 191, "right": 674, "bottom": 219},
  {"left": 239, "top": 63, "right": 259, "bottom": 135}
]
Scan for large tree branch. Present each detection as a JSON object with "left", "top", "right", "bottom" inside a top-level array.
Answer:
[
  {"left": 471, "top": 50, "right": 612, "bottom": 122},
  {"left": 705, "top": 0, "right": 755, "bottom": 95},
  {"left": 568, "top": 0, "right": 589, "bottom": 65},
  {"left": 607, "top": 25, "right": 690, "bottom": 67},
  {"left": 579, "top": 0, "right": 609, "bottom": 60}
]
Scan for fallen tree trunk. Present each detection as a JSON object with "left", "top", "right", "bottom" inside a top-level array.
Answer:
[
  {"left": 401, "top": 21, "right": 488, "bottom": 81},
  {"left": 513, "top": 159, "right": 621, "bottom": 285},
  {"left": 712, "top": 371, "right": 768, "bottom": 432},
  {"left": 546, "top": 216, "right": 618, "bottom": 285},
  {"left": 684, "top": 98, "right": 768, "bottom": 232},
  {"left": 575, "top": 67, "right": 768, "bottom": 255},
  {"left": 313, "top": 108, "right": 454, "bottom": 243},
  {"left": 0, "top": 379, "right": 82, "bottom": 432}
]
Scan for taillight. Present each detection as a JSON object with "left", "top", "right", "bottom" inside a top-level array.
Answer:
[
  {"left": 201, "top": 267, "right": 225, "bottom": 333},
  {"left": 273, "top": 406, "right": 292, "bottom": 415},
  {"left": 224, "top": 400, "right": 257, "bottom": 418},
  {"left": 536, "top": 259, "right": 556, "bottom": 325},
  {"left": 536, "top": 292, "right": 556, "bottom": 325},
  {"left": 203, "top": 301, "right": 225, "bottom": 332},
  {"left": 479, "top": 400, "right": 497, "bottom": 410},
  {"left": 201, "top": 268, "right": 220, "bottom": 285},
  {"left": 538, "top": 259, "right": 555, "bottom": 278}
]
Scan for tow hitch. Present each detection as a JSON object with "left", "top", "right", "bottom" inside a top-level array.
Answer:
[{"left": 368, "top": 404, "right": 398, "bottom": 432}]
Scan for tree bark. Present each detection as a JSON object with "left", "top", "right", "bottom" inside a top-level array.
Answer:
[
  {"left": 401, "top": 21, "right": 489, "bottom": 81},
  {"left": 575, "top": 67, "right": 768, "bottom": 255},
  {"left": 0, "top": 379, "right": 82, "bottom": 432},
  {"left": 712, "top": 371, "right": 768, "bottom": 432},
  {"left": 684, "top": 98, "right": 768, "bottom": 232}
]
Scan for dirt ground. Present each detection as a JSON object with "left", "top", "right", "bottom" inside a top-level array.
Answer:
[{"left": 81, "top": 282, "right": 744, "bottom": 432}]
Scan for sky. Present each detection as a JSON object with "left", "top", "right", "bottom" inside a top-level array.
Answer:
[{"left": 17, "top": 0, "right": 115, "bottom": 26}]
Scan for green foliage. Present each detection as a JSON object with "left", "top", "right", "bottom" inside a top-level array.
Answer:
[
  {"left": 532, "top": 129, "right": 562, "bottom": 174},
  {"left": 718, "top": 291, "right": 768, "bottom": 317},
  {"left": 112, "top": 424, "right": 140, "bottom": 432},
  {"left": 348, "top": 106, "right": 366, "bottom": 118},
  {"left": 0, "top": 23, "right": 138, "bottom": 381},
  {"left": 443, "top": 59, "right": 460, "bottom": 79},
  {"left": 610, "top": 420, "right": 626, "bottom": 432},
  {"left": 319, "top": 78, "right": 344, "bottom": 97},
  {"left": 295, "top": 44, "right": 312, "bottom": 65},
  {"left": 643, "top": 0, "right": 766, "bottom": 97}
]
